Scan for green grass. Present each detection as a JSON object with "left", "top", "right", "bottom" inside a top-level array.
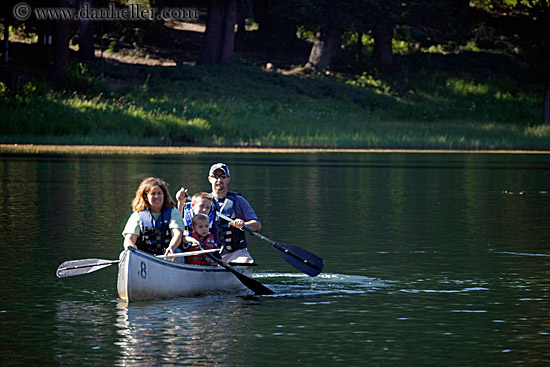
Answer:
[{"left": 0, "top": 52, "right": 548, "bottom": 150}]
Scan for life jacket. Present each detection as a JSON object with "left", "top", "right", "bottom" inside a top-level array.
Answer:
[
  {"left": 182, "top": 202, "right": 216, "bottom": 236},
  {"left": 184, "top": 232, "right": 218, "bottom": 266},
  {"left": 212, "top": 191, "right": 247, "bottom": 254},
  {"left": 135, "top": 207, "right": 173, "bottom": 255}
]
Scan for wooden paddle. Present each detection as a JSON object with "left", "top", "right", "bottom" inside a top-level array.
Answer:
[
  {"left": 216, "top": 212, "right": 324, "bottom": 277},
  {"left": 56, "top": 249, "right": 219, "bottom": 278}
]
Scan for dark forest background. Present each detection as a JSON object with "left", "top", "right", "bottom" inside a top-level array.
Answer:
[{"left": 1, "top": 0, "right": 549, "bottom": 148}]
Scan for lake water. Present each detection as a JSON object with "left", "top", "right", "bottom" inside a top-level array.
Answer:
[{"left": 1, "top": 152, "right": 549, "bottom": 366}]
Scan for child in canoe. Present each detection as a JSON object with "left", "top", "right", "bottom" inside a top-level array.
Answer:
[
  {"left": 177, "top": 191, "right": 220, "bottom": 245},
  {"left": 182, "top": 213, "right": 219, "bottom": 266}
]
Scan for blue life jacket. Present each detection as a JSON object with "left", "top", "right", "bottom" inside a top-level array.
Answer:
[
  {"left": 182, "top": 202, "right": 218, "bottom": 246},
  {"left": 213, "top": 191, "right": 247, "bottom": 254},
  {"left": 135, "top": 207, "right": 173, "bottom": 255}
]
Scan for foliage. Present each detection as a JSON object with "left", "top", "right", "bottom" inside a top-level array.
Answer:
[
  {"left": 0, "top": 53, "right": 546, "bottom": 148},
  {"left": 470, "top": 0, "right": 550, "bottom": 85},
  {"left": 1, "top": 0, "right": 549, "bottom": 143}
]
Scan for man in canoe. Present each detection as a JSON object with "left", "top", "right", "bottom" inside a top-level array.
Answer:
[{"left": 208, "top": 163, "right": 261, "bottom": 264}]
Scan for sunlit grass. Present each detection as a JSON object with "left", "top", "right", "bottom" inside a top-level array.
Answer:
[
  {"left": 525, "top": 125, "right": 550, "bottom": 138},
  {"left": 445, "top": 78, "right": 490, "bottom": 95},
  {"left": 0, "top": 56, "right": 546, "bottom": 149}
]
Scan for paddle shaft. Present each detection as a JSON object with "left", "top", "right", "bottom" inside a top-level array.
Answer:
[
  {"left": 157, "top": 248, "right": 218, "bottom": 259},
  {"left": 57, "top": 248, "right": 220, "bottom": 278},
  {"left": 204, "top": 253, "right": 274, "bottom": 295},
  {"left": 216, "top": 211, "right": 324, "bottom": 277},
  {"left": 183, "top": 196, "right": 323, "bottom": 276}
]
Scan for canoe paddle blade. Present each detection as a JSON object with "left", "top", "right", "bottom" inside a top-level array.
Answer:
[
  {"left": 189, "top": 211, "right": 322, "bottom": 278},
  {"left": 205, "top": 254, "right": 274, "bottom": 295},
  {"left": 56, "top": 259, "right": 119, "bottom": 278},
  {"left": 230, "top": 267, "right": 275, "bottom": 295},
  {"left": 273, "top": 243, "right": 324, "bottom": 277}
]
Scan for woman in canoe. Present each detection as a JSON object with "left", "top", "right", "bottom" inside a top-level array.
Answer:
[{"left": 122, "top": 177, "right": 191, "bottom": 257}]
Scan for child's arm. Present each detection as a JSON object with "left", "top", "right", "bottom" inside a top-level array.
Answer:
[{"left": 175, "top": 187, "right": 188, "bottom": 214}]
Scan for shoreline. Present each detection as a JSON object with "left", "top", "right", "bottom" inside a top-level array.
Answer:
[{"left": 1, "top": 144, "right": 550, "bottom": 155}]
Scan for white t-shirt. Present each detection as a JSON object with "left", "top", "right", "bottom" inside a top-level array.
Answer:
[{"left": 122, "top": 207, "right": 185, "bottom": 237}]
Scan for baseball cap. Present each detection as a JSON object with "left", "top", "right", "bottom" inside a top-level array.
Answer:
[{"left": 209, "top": 163, "right": 230, "bottom": 176}]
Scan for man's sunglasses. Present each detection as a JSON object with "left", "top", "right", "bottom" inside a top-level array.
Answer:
[{"left": 211, "top": 174, "right": 229, "bottom": 179}]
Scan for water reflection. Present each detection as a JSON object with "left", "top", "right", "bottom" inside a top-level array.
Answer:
[
  {"left": 3, "top": 152, "right": 550, "bottom": 366},
  {"left": 114, "top": 296, "right": 254, "bottom": 366},
  {"left": 54, "top": 300, "right": 120, "bottom": 365}
]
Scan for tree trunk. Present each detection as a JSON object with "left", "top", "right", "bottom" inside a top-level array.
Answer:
[
  {"left": 252, "top": 0, "right": 272, "bottom": 36},
  {"left": 77, "top": 0, "right": 95, "bottom": 61},
  {"left": 356, "top": 31, "right": 363, "bottom": 63},
  {"left": 219, "top": 0, "right": 237, "bottom": 65},
  {"left": 373, "top": 21, "right": 393, "bottom": 74},
  {"left": 198, "top": 0, "right": 224, "bottom": 64},
  {"left": 543, "top": 84, "right": 550, "bottom": 125},
  {"left": 305, "top": 0, "right": 342, "bottom": 71},
  {"left": 306, "top": 28, "right": 342, "bottom": 70},
  {"left": 150, "top": 0, "right": 167, "bottom": 30},
  {"left": 235, "top": 0, "right": 251, "bottom": 48},
  {"left": 3, "top": 22, "right": 8, "bottom": 65},
  {"left": 197, "top": 0, "right": 237, "bottom": 65},
  {"left": 236, "top": 15, "right": 246, "bottom": 48},
  {"left": 54, "top": 0, "right": 70, "bottom": 79},
  {"left": 252, "top": 0, "right": 296, "bottom": 45},
  {"left": 456, "top": 0, "right": 470, "bottom": 24}
]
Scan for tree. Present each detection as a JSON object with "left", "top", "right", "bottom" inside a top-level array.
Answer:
[
  {"left": 197, "top": 0, "right": 238, "bottom": 65},
  {"left": 150, "top": 0, "right": 167, "bottom": 31},
  {"left": 372, "top": 20, "right": 393, "bottom": 73},
  {"left": 544, "top": 86, "right": 550, "bottom": 125},
  {"left": 235, "top": 0, "right": 251, "bottom": 48},
  {"left": 471, "top": 0, "right": 550, "bottom": 124},
  {"left": 304, "top": 0, "right": 343, "bottom": 70},
  {"left": 456, "top": 0, "right": 471, "bottom": 23},
  {"left": 54, "top": 0, "right": 70, "bottom": 78},
  {"left": 346, "top": 0, "right": 465, "bottom": 74},
  {"left": 76, "top": 0, "right": 94, "bottom": 61},
  {"left": 519, "top": 3, "right": 550, "bottom": 125},
  {"left": 252, "top": 0, "right": 298, "bottom": 46}
]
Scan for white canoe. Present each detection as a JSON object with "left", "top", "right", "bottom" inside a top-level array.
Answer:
[{"left": 117, "top": 247, "right": 254, "bottom": 301}]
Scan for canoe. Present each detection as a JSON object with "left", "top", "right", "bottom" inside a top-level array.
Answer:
[{"left": 117, "top": 247, "right": 254, "bottom": 301}]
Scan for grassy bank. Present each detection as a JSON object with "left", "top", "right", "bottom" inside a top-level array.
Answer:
[
  {"left": 1, "top": 51, "right": 549, "bottom": 150},
  {"left": 3, "top": 144, "right": 550, "bottom": 155}
]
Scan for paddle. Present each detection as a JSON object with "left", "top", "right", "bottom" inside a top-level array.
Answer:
[
  {"left": 216, "top": 212, "right": 324, "bottom": 277},
  {"left": 204, "top": 253, "right": 274, "bottom": 295},
  {"left": 57, "top": 258, "right": 119, "bottom": 278},
  {"left": 56, "top": 249, "right": 219, "bottom": 278}
]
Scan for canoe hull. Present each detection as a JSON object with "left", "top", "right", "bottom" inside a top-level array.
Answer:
[{"left": 117, "top": 248, "right": 253, "bottom": 301}]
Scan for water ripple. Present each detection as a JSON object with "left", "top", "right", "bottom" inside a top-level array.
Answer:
[
  {"left": 400, "top": 287, "right": 490, "bottom": 294},
  {"left": 253, "top": 272, "right": 393, "bottom": 296},
  {"left": 494, "top": 251, "right": 550, "bottom": 257}
]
